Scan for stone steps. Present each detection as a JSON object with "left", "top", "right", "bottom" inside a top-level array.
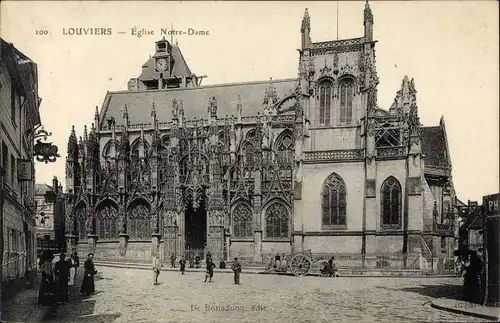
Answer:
[{"left": 94, "top": 260, "right": 455, "bottom": 277}]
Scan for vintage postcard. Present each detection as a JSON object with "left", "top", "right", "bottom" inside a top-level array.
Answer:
[{"left": 0, "top": 1, "right": 499, "bottom": 323}]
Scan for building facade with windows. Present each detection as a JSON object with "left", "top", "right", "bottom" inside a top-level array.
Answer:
[
  {"left": 65, "top": 3, "right": 457, "bottom": 267},
  {"left": 1, "top": 38, "right": 40, "bottom": 298},
  {"left": 35, "top": 184, "right": 56, "bottom": 240}
]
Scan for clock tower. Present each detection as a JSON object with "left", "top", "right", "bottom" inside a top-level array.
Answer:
[
  {"left": 153, "top": 38, "right": 173, "bottom": 79},
  {"left": 128, "top": 37, "right": 204, "bottom": 91}
]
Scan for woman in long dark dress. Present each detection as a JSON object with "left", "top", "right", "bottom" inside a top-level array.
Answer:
[
  {"left": 464, "top": 251, "right": 483, "bottom": 303},
  {"left": 80, "top": 253, "right": 97, "bottom": 296},
  {"left": 38, "top": 251, "right": 55, "bottom": 305}
]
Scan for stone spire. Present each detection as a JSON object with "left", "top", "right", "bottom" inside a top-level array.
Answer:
[
  {"left": 151, "top": 102, "right": 157, "bottom": 128},
  {"left": 94, "top": 106, "right": 100, "bottom": 129},
  {"left": 263, "top": 78, "right": 279, "bottom": 115},
  {"left": 208, "top": 96, "right": 218, "bottom": 119},
  {"left": 178, "top": 101, "right": 184, "bottom": 127},
  {"left": 300, "top": 8, "right": 311, "bottom": 49},
  {"left": 67, "top": 125, "right": 78, "bottom": 161},
  {"left": 236, "top": 95, "right": 242, "bottom": 123},
  {"left": 364, "top": 1, "right": 374, "bottom": 42},
  {"left": 390, "top": 75, "right": 417, "bottom": 115},
  {"left": 123, "top": 104, "right": 129, "bottom": 129}
]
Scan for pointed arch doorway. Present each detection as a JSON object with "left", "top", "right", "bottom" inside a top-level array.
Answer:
[{"left": 184, "top": 191, "right": 207, "bottom": 251}]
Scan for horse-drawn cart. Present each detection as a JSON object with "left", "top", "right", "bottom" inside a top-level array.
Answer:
[
  {"left": 288, "top": 250, "right": 330, "bottom": 276},
  {"left": 266, "top": 250, "right": 334, "bottom": 277}
]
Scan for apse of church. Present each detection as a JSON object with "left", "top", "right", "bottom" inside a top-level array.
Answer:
[{"left": 65, "top": 3, "right": 457, "bottom": 264}]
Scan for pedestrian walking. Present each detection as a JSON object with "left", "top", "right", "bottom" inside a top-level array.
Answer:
[
  {"left": 464, "top": 250, "right": 483, "bottom": 303},
  {"left": 80, "top": 253, "right": 97, "bottom": 296},
  {"left": 72, "top": 252, "right": 80, "bottom": 279},
  {"left": 195, "top": 253, "right": 201, "bottom": 268},
  {"left": 38, "top": 251, "right": 55, "bottom": 305},
  {"left": 153, "top": 254, "right": 162, "bottom": 285},
  {"left": 68, "top": 254, "right": 76, "bottom": 286},
  {"left": 204, "top": 258, "right": 216, "bottom": 283},
  {"left": 179, "top": 255, "right": 186, "bottom": 275},
  {"left": 54, "top": 253, "right": 71, "bottom": 303},
  {"left": 170, "top": 253, "right": 176, "bottom": 268},
  {"left": 266, "top": 253, "right": 273, "bottom": 271},
  {"left": 231, "top": 257, "right": 242, "bottom": 285}
]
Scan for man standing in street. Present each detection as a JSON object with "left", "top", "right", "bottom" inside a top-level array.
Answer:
[
  {"left": 170, "top": 253, "right": 176, "bottom": 268},
  {"left": 54, "top": 253, "right": 71, "bottom": 303},
  {"left": 153, "top": 253, "right": 161, "bottom": 285},
  {"left": 179, "top": 255, "right": 186, "bottom": 275},
  {"left": 231, "top": 257, "right": 242, "bottom": 285}
]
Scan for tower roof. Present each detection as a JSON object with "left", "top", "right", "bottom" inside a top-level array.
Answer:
[{"left": 138, "top": 42, "right": 192, "bottom": 81}]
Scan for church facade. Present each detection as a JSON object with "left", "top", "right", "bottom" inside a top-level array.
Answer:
[{"left": 65, "top": 3, "right": 457, "bottom": 268}]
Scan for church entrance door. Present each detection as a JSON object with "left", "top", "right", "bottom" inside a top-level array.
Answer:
[{"left": 184, "top": 199, "right": 207, "bottom": 251}]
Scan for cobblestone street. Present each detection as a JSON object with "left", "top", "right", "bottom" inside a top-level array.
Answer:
[{"left": 24, "top": 267, "right": 491, "bottom": 323}]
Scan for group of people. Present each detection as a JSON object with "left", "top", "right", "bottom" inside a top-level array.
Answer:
[
  {"left": 320, "top": 256, "right": 339, "bottom": 277},
  {"left": 266, "top": 253, "right": 289, "bottom": 272},
  {"left": 265, "top": 253, "right": 339, "bottom": 277},
  {"left": 38, "top": 251, "right": 97, "bottom": 306},
  {"left": 152, "top": 251, "right": 242, "bottom": 285}
]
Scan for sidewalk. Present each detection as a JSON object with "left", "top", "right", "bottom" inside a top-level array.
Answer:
[
  {"left": 0, "top": 277, "right": 52, "bottom": 323},
  {"left": 431, "top": 297, "right": 500, "bottom": 321},
  {"left": 94, "top": 259, "right": 456, "bottom": 278}
]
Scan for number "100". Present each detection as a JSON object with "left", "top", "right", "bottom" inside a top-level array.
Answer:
[{"left": 36, "top": 30, "right": 49, "bottom": 35}]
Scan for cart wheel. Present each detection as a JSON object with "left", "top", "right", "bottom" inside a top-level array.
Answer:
[{"left": 289, "top": 254, "right": 312, "bottom": 276}]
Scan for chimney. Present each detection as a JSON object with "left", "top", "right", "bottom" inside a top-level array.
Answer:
[{"left": 53, "top": 176, "right": 59, "bottom": 194}]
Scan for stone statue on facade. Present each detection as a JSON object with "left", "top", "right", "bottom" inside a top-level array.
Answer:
[{"left": 209, "top": 96, "right": 217, "bottom": 117}]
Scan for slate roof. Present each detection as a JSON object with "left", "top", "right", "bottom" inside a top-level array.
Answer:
[
  {"left": 138, "top": 44, "right": 192, "bottom": 81},
  {"left": 460, "top": 207, "right": 483, "bottom": 231},
  {"left": 421, "top": 125, "right": 449, "bottom": 168},
  {"left": 99, "top": 78, "right": 297, "bottom": 128},
  {"left": 35, "top": 183, "right": 53, "bottom": 196}
]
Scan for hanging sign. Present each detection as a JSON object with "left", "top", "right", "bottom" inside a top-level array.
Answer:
[
  {"left": 17, "top": 159, "right": 33, "bottom": 181},
  {"left": 33, "top": 140, "right": 60, "bottom": 163}
]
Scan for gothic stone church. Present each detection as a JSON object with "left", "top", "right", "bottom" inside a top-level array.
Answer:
[{"left": 65, "top": 3, "right": 457, "bottom": 266}]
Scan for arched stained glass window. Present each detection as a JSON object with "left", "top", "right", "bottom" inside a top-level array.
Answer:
[
  {"left": 128, "top": 203, "right": 151, "bottom": 240},
  {"left": 381, "top": 177, "right": 401, "bottom": 227},
  {"left": 318, "top": 81, "right": 332, "bottom": 125},
  {"left": 322, "top": 173, "right": 347, "bottom": 227},
  {"left": 233, "top": 204, "right": 253, "bottom": 238},
  {"left": 265, "top": 202, "right": 289, "bottom": 238},
  {"left": 339, "top": 80, "right": 353, "bottom": 123},
  {"left": 96, "top": 204, "right": 119, "bottom": 240}
]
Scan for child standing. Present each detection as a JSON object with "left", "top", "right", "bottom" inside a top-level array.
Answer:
[{"left": 179, "top": 256, "right": 186, "bottom": 275}]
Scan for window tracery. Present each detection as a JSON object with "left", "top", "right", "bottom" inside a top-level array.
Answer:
[
  {"left": 318, "top": 81, "right": 332, "bottom": 125},
  {"left": 339, "top": 79, "right": 354, "bottom": 123},
  {"left": 321, "top": 173, "right": 347, "bottom": 227},
  {"left": 128, "top": 203, "right": 151, "bottom": 240},
  {"left": 276, "top": 132, "right": 294, "bottom": 164},
  {"left": 265, "top": 202, "right": 289, "bottom": 238},
  {"left": 381, "top": 176, "right": 401, "bottom": 227},
  {"left": 232, "top": 204, "right": 253, "bottom": 238},
  {"left": 96, "top": 204, "right": 119, "bottom": 240}
]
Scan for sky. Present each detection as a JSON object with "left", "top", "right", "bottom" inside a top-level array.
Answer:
[{"left": 1, "top": 1, "right": 498, "bottom": 202}]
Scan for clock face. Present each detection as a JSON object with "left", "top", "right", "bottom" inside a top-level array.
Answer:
[{"left": 155, "top": 58, "right": 168, "bottom": 72}]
